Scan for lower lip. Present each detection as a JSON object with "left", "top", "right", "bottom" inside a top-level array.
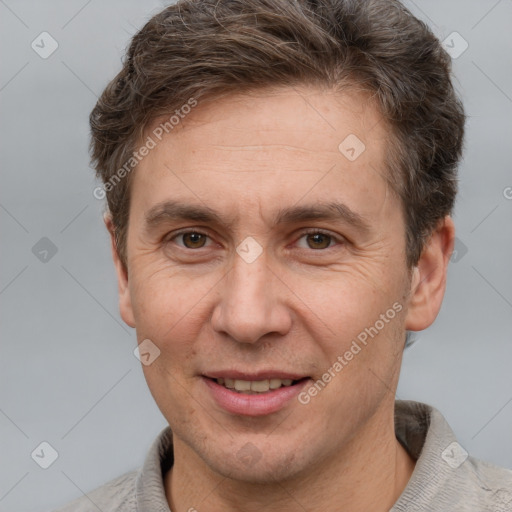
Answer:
[{"left": 203, "top": 377, "right": 310, "bottom": 416}]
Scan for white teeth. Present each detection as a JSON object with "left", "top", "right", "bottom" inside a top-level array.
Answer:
[
  {"left": 216, "top": 377, "right": 296, "bottom": 393},
  {"left": 234, "top": 379, "right": 251, "bottom": 392},
  {"left": 250, "top": 380, "right": 270, "bottom": 392},
  {"left": 269, "top": 378, "right": 282, "bottom": 389}
]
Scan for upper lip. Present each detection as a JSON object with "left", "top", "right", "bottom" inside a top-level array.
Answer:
[{"left": 203, "top": 370, "right": 308, "bottom": 381}]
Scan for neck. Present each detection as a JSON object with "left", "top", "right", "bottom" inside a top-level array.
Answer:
[{"left": 165, "top": 405, "right": 416, "bottom": 512}]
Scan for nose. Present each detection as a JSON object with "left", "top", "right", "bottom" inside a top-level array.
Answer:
[{"left": 210, "top": 250, "right": 292, "bottom": 345}]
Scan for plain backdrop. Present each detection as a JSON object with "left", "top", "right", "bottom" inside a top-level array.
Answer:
[{"left": 0, "top": 1, "right": 511, "bottom": 510}]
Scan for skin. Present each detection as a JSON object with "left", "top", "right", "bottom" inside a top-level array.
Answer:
[{"left": 106, "top": 85, "right": 455, "bottom": 512}]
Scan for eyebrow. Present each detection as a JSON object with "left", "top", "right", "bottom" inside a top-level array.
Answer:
[{"left": 144, "top": 200, "right": 371, "bottom": 234}]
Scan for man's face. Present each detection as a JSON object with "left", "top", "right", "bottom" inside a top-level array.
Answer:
[{"left": 118, "top": 86, "right": 415, "bottom": 482}]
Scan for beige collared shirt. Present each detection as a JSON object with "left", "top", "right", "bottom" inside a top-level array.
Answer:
[{"left": 54, "top": 401, "right": 512, "bottom": 511}]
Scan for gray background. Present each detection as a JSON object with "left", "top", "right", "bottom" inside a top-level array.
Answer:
[{"left": 0, "top": 1, "right": 511, "bottom": 510}]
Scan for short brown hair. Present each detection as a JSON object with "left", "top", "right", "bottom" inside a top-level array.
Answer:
[{"left": 90, "top": 0, "right": 465, "bottom": 269}]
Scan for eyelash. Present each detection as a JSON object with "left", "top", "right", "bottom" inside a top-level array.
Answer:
[{"left": 167, "top": 228, "right": 344, "bottom": 251}]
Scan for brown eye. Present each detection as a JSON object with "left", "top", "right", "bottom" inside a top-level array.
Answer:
[
  {"left": 305, "top": 232, "right": 332, "bottom": 250},
  {"left": 181, "top": 232, "right": 208, "bottom": 249}
]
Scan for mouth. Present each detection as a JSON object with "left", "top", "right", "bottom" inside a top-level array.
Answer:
[
  {"left": 211, "top": 377, "right": 306, "bottom": 394},
  {"left": 202, "top": 373, "right": 311, "bottom": 416}
]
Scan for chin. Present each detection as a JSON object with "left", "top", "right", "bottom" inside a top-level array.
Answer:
[{"left": 199, "top": 439, "right": 311, "bottom": 484}]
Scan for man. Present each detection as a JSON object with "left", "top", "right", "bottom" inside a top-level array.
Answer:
[{"left": 56, "top": 0, "right": 512, "bottom": 510}]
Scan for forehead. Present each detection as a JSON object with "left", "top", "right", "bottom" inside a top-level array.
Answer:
[
  {"left": 146, "top": 85, "right": 385, "bottom": 153},
  {"left": 132, "top": 86, "right": 393, "bottom": 225}
]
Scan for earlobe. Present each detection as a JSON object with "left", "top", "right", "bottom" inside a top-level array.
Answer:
[
  {"left": 404, "top": 216, "right": 455, "bottom": 332},
  {"left": 104, "top": 214, "right": 136, "bottom": 328}
]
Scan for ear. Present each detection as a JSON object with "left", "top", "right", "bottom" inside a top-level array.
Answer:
[
  {"left": 104, "top": 214, "right": 136, "bottom": 328},
  {"left": 405, "top": 216, "right": 455, "bottom": 331}
]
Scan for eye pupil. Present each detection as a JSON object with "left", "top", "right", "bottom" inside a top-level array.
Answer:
[
  {"left": 307, "top": 233, "right": 331, "bottom": 249},
  {"left": 183, "top": 232, "right": 206, "bottom": 248}
]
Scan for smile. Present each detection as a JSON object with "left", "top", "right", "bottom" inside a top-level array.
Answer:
[
  {"left": 215, "top": 377, "right": 299, "bottom": 394},
  {"left": 203, "top": 374, "right": 310, "bottom": 416}
]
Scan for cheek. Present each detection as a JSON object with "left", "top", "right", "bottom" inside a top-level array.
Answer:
[
  {"left": 290, "top": 270, "right": 398, "bottom": 339},
  {"left": 297, "top": 296, "right": 406, "bottom": 432},
  {"left": 289, "top": 270, "right": 408, "bottom": 404},
  {"left": 142, "top": 359, "right": 201, "bottom": 438},
  {"left": 128, "top": 258, "right": 216, "bottom": 341}
]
